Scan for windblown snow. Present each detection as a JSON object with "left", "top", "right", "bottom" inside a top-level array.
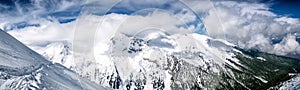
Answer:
[{"left": 0, "top": 29, "right": 105, "bottom": 90}]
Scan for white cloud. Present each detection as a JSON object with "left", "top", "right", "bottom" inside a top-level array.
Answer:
[
  {"left": 93, "top": 10, "right": 196, "bottom": 53},
  {"left": 7, "top": 19, "right": 75, "bottom": 45},
  {"left": 4, "top": 0, "right": 300, "bottom": 58},
  {"left": 201, "top": 1, "right": 300, "bottom": 56},
  {"left": 0, "top": 0, "right": 83, "bottom": 30},
  {"left": 6, "top": 10, "right": 196, "bottom": 61},
  {"left": 273, "top": 34, "right": 300, "bottom": 55},
  {"left": 275, "top": 17, "right": 300, "bottom": 25}
]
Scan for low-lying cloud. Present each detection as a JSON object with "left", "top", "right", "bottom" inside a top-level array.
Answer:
[{"left": 204, "top": 1, "right": 300, "bottom": 57}]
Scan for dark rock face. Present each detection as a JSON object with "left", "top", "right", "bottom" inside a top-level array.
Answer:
[
  {"left": 109, "top": 66, "right": 123, "bottom": 89},
  {"left": 152, "top": 78, "right": 165, "bottom": 90},
  {"left": 128, "top": 38, "right": 147, "bottom": 54}
]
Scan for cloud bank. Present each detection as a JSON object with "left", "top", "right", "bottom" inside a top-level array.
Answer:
[
  {"left": 3, "top": 0, "right": 300, "bottom": 59},
  {"left": 203, "top": 1, "right": 300, "bottom": 57},
  {"left": 0, "top": 0, "right": 83, "bottom": 30}
]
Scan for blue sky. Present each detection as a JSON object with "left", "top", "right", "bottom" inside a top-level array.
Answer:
[{"left": 261, "top": 0, "right": 300, "bottom": 18}]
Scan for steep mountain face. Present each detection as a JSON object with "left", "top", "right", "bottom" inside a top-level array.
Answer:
[
  {"left": 273, "top": 74, "right": 300, "bottom": 89},
  {"left": 33, "top": 41, "right": 74, "bottom": 68},
  {"left": 0, "top": 29, "right": 105, "bottom": 90},
  {"left": 30, "top": 30, "right": 300, "bottom": 89},
  {"left": 222, "top": 48, "right": 300, "bottom": 90}
]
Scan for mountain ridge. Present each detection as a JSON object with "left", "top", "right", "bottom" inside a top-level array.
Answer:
[
  {"left": 25, "top": 32, "right": 300, "bottom": 89},
  {"left": 0, "top": 29, "right": 106, "bottom": 90}
]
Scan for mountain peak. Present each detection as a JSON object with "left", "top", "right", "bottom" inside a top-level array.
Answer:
[{"left": 0, "top": 29, "right": 106, "bottom": 89}]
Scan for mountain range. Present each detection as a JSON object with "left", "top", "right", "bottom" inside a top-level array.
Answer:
[{"left": 17, "top": 30, "right": 300, "bottom": 89}]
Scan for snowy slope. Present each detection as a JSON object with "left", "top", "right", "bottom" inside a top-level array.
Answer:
[
  {"left": 31, "top": 41, "right": 74, "bottom": 68},
  {"left": 25, "top": 25, "right": 298, "bottom": 89},
  {"left": 104, "top": 32, "right": 239, "bottom": 89},
  {"left": 278, "top": 74, "right": 300, "bottom": 90},
  {"left": 0, "top": 29, "right": 106, "bottom": 90},
  {"left": 28, "top": 31, "right": 300, "bottom": 89},
  {"left": 268, "top": 74, "right": 300, "bottom": 90}
]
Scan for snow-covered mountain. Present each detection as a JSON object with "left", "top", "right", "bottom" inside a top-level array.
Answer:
[
  {"left": 0, "top": 29, "right": 106, "bottom": 90},
  {"left": 2, "top": 0, "right": 300, "bottom": 89},
  {"left": 28, "top": 30, "right": 300, "bottom": 89},
  {"left": 30, "top": 41, "right": 74, "bottom": 68},
  {"left": 270, "top": 74, "right": 300, "bottom": 90}
]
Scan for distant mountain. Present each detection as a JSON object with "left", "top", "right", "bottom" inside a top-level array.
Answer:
[
  {"left": 0, "top": 29, "right": 106, "bottom": 90},
  {"left": 31, "top": 31, "right": 300, "bottom": 89}
]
